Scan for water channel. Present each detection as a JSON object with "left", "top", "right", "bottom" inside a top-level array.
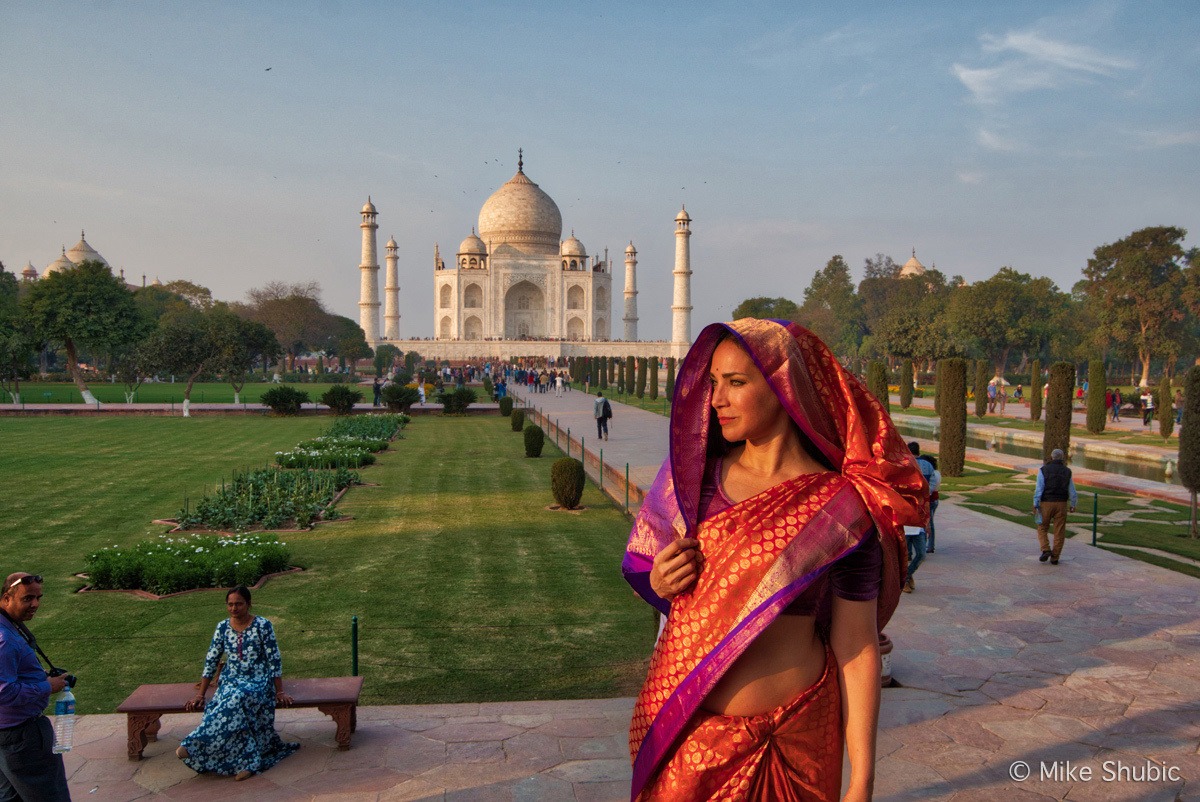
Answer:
[{"left": 894, "top": 423, "right": 1180, "bottom": 486}]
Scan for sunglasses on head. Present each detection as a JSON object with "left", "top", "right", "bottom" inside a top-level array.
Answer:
[{"left": 7, "top": 575, "right": 42, "bottom": 591}]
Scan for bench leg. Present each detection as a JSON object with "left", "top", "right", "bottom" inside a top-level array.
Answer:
[
  {"left": 126, "top": 713, "right": 162, "bottom": 760},
  {"left": 317, "top": 704, "right": 353, "bottom": 750},
  {"left": 351, "top": 705, "right": 357, "bottom": 733}
]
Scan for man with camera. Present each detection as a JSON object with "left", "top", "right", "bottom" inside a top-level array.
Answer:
[{"left": 0, "top": 573, "right": 72, "bottom": 801}]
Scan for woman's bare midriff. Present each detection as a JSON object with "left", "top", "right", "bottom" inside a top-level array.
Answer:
[{"left": 701, "top": 612, "right": 827, "bottom": 716}]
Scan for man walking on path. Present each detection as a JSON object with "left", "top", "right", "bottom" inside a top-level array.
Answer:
[
  {"left": 909, "top": 442, "right": 941, "bottom": 553},
  {"left": 1034, "top": 449, "right": 1077, "bottom": 565},
  {"left": 593, "top": 391, "right": 611, "bottom": 441},
  {"left": 0, "top": 573, "right": 72, "bottom": 801}
]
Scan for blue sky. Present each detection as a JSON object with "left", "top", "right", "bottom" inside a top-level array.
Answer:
[{"left": 3, "top": 1, "right": 1197, "bottom": 340}]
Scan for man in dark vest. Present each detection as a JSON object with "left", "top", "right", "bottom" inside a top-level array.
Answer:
[{"left": 1033, "top": 448, "right": 1077, "bottom": 565}]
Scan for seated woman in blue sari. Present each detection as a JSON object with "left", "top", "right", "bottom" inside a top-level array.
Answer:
[{"left": 176, "top": 586, "right": 299, "bottom": 781}]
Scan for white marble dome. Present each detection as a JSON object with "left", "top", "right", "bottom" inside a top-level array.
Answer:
[
  {"left": 560, "top": 232, "right": 586, "bottom": 258},
  {"left": 477, "top": 166, "right": 562, "bottom": 257},
  {"left": 458, "top": 229, "right": 487, "bottom": 255},
  {"left": 900, "top": 249, "right": 926, "bottom": 277},
  {"left": 66, "top": 231, "right": 109, "bottom": 267},
  {"left": 43, "top": 248, "right": 75, "bottom": 276}
]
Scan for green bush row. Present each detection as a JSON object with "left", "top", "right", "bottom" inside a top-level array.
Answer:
[{"left": 85, "top": 533, "right": 291, "bottom": 595}]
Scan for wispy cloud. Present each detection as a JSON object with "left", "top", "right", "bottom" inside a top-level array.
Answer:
[
  {"left": 956, "top": 170, "right": 985, "bottom": 185},
  {"left": 953, "top": 29, "right": 1134, "bottom": 104},
  {"left": 1125, "top": 128, "right": 1200, "bottom": 148},
  {"left": 977, "top": 128, "right": 1019, "bottom": 151}
]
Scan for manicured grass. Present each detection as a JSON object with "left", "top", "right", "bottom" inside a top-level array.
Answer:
[
  {"left": 936, "top": 459, "right": 1196, "bottom": 571},
  {"left": 6, "top": 381, "right": 364, "bottom": 405},
  {"left": 0, "top": 415, "right": 652, "bottom": 714}
]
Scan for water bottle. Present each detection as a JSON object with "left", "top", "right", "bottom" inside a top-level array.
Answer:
[{"left": 52, "top": 686, "right": 76, "bottom": 754}]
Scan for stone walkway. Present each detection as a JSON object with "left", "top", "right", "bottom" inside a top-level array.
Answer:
[{"left": 54, "top": 389, "right": 1200, "bottom": 799}]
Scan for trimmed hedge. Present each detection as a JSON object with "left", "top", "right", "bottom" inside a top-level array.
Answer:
[
  {"left": 626, "top": 356, "right": 636, "bottom": 396},
  {"left": 1086, "top": 358, "right": 1107, "bottom": 434},
  {"left": 666, "top": 357, "right": 676, "bottom": 399},
  {"left": 1159, "top": 374, "right": 1175, "bottom": 439},
  {"left": 649, "top": 358, "right": 659, "bottom": 401},
  {"left": 499, "top": 396, "right": 514, "bottom": 417},
  {"left": 320, "top": 384, "right": 363, "bottom": 415},
  {"left": 867, "top": 361, "right": 889, "bottom": 412},
  {"left": 524, "top": 423, "right": 544, "bottom": 457},
  {"left": 261, "top": 385, "right": 310, "bottom": 416},
  {"left": 899, "top": 359, "right": 913, "bottom": 410},
  {"left": 939, "top": 358, "right": 967, "bottom": 477},
  {"left": 974, "top": 360, "right": 989, "bottom": 419},
  {"left": 1043, "top": 362, "right": 1075, "bottom": 461},
  {"left": 550, "top": 457, "right": 585, "bottom": 509},
  {"left": 636, "top": 357, "right": 647, "bottom": 399},
  {"left": 1030, "top": 359, "right": 1042, "bottom": 422},
  {"left": 1178, "top": 367, "right": 1200, "bottom": 537},
  {"left": 510, "top": 408, "right": 526, "bottom": 432}
]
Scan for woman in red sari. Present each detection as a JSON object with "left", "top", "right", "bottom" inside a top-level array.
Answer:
[{"left": 623, "top": 319, "right": 927, "bottom": 801}]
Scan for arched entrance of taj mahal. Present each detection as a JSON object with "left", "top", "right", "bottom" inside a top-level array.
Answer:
[{"left": 504, "top": 281, "right": 545, "bottom": 339}]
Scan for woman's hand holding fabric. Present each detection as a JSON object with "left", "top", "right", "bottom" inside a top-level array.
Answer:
[{"left": 650, "top": 537, "right": 702, "bottom": 600}]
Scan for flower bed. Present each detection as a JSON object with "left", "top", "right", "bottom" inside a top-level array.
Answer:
[
  {"left": 325, "top": 413, "right": 409, "bottom": 441},
  {"left": 275, "top": 439, "right": 377, "bottom": 469},
  {"left": 85, "top": 533, "right": 291, "bottom": 595},
  {"left": 176, "top": 466, "right": 359, "bottom": 531}
]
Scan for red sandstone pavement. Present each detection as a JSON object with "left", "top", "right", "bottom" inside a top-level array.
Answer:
[{"left": 33, "top": 390, "right": 1200, "bottom": 800}]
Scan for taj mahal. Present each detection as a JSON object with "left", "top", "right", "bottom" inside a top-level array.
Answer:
[{"left": 357, "top": 151, "right": 695, "bottom": 361}]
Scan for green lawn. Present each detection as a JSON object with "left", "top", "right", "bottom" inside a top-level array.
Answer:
[
  {"left": 6, "top": 381, "right": 365, "bottom": 405},
  {"left": 0, "top": 415, "right": 652, "bottom": 713},
  {"left": 938, "top": 459, "right": 1197, "bottom": 577}
]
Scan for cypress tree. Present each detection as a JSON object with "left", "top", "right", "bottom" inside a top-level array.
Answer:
[
  {"left": 617, "top": 359, "right": 625, "bottom": 394},
  {"left": 1178, "top": 366, "right": 1200, "bottom": 538},
  {"left": 608, "top": 356, "right": 616, "bottom": 386},
  {"left": 1030, "top": 359, "right": 1043, "bottom": 422},
  {"left": 934, "top": 360, "right": 941, "bottom": 415},
  {"left": 1086, "top": 358, "right": 1107, "bottom": 434},
  {"left": 974, "top": 360, "right": 989, "bottom": 419},
  {"left": 636, "top": 357, "right": 647, "bottom": 399},
  {"left": 899, "top": 359, "right": 913, "bottom": 410},
  {"left": 940, "top": 358, "right": 967, "bottom": 477},
  {"left": 866, "top": 361, "right": 889, "bottom": 412},
  {"left": 626, "top": 355, "right": 636, "bottom": 397},
  {"left": 1158, "top": 374, "right": 1175, "bottom": 439},
  {"left": 599, "top": 356, "right": 608, "bottom": 390},
  {"left": 649, "top": 357, "right": 659, "bottom": 401},
  {"left": 665, "top": 356, "right": 677, "bottom": 400},
  {"left": 1043, "top": 362, "right": 1075, "bottom": 461}
]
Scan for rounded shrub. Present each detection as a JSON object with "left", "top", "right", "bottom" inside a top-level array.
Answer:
[
  {"left": 320, "top": 384, "right": 364, "bottom": 415},
  {"left": 436, "top": 387, "right": 477, "bottom": 414},
  {"left": 510, "top": 408, "right": 526, "bottom": 432},
  {"left": 550, "top": 457, "right": 585, "bottom": 509},
  {"left": 499, "top": 396, "right": 514, "bottom": 417},
  {"left": 939, "top": 358, "right": 967, "bottom": 477},
  {"left": 1030, "top": 359, "right": 1043, "bottom": 422},
  {"left": 381, "top": 384, "right": 420, "bottom": 412},
  {"left": 867, "top": 361, "right": 889, "bottom": 412},
  {"left": 899, "top": 359, "right": 913, "bottom": 410},
  {"left": 1043, "top": 362, "right": 1075, "bottom": 461},
  {"left": 261, "top": 385, "right": 310, "bottom": 416},
  {"left": 1086, "top": 357, "right": 1107, "bottom": 434},
  {"left": 524, "top": 423, "right": 545, "bottom": 457}
]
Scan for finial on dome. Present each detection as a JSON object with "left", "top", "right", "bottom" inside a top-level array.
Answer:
[
  {"left": 912, "top": 247, "right": 916, "bottom": 258},
  {"left": 81, "top": 230, "right": 85, "bottom": 239},
  {"left": 61, "top": 246, "right": 66, "bottom": 254},
  {"left": 518, "top": 148, "right": 523, "bottom": 173}
]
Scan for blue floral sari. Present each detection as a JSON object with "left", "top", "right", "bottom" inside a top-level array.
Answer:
[{"left": 180, "top": 616, "right": 299, "bottom": 776}]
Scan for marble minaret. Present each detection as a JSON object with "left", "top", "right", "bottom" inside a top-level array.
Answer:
[
  {"left": 358, "top": 197, "right": 381, "bottom": 344},
  {"left": 671, "top": 206, "right": 692, "bottom": 346},
  {"left": 622, "top": 242, "right": 639, "bottom": 342},
  {"left": 384, "top": 235, "right": 400, "bottom": 340}
]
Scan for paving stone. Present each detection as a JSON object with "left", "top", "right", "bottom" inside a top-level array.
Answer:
[
  {"left": 572, "top": 779, "right": 630, "bottom": 802},
  {"left": 447, "top": 740, "right": 505, "bottom": 764},
  {"left": 547, "top": 758, "right": 631, "bottom": 784},
  {"left": 424, "top": 722, "right": 526, "bottom": 743}
]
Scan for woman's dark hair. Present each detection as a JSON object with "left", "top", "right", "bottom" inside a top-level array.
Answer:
[{"left": 226, "top": 585, "right": 252, "bottom": 605}]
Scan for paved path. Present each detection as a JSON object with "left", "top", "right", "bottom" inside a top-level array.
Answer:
[{"left": 59, "top": 390, "right": 1200, "bottom": 799}]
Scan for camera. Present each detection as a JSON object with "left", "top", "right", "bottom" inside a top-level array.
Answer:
[{"left": 48, "top": 667, "right": 77, "bottom": 688}]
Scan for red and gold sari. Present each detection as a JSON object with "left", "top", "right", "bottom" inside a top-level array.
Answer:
[{"left": 623, "top": 319, "right": 927, "bottom": 801}]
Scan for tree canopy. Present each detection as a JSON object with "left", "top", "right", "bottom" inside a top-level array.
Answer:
[{"left": 731, "top": 296, "right": 799, "bottom": 322}]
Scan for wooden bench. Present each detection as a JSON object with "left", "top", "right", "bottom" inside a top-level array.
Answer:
[{"left": 116, "top": 676, "right": 364, "bottom": 760}]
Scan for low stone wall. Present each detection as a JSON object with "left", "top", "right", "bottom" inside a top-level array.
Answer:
[{"left": 372, "top": 338, "right": 689, "bottom": 362}]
